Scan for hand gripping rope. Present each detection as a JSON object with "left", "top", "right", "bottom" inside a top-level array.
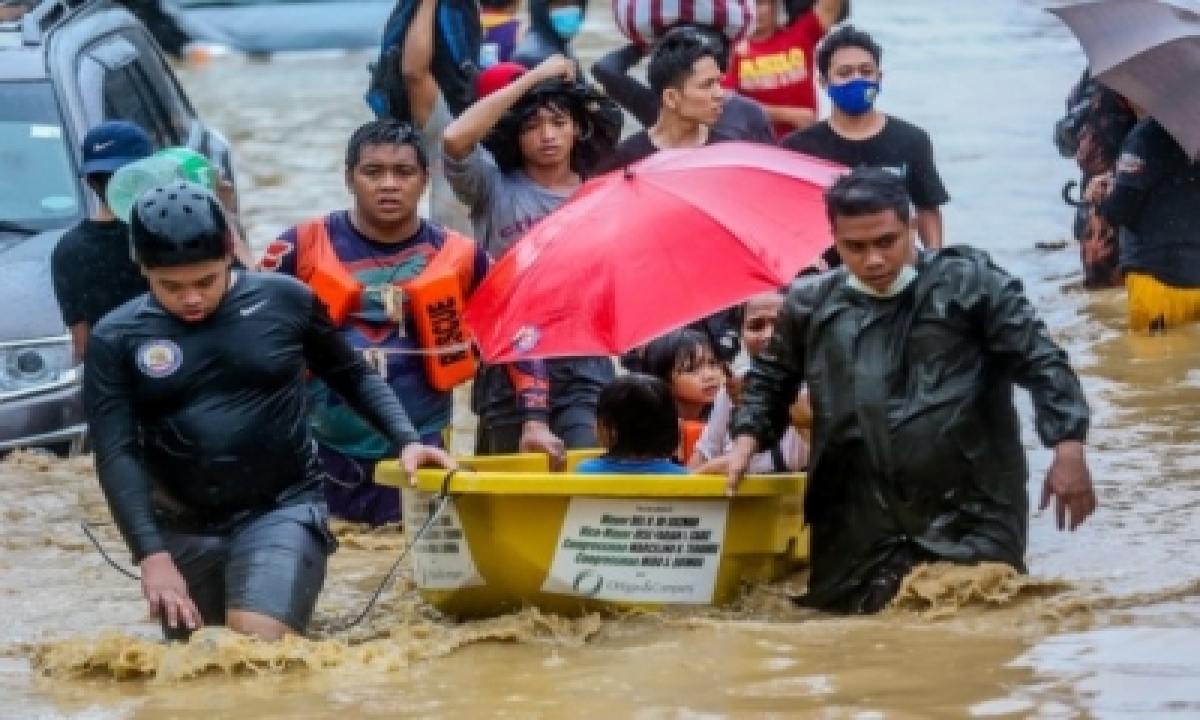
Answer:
[{"left": 80, "top": 468, "right": 462, "bottom": 632}]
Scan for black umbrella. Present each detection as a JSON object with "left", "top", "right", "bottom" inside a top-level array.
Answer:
[{"left": 1050, "top": 0, "right": 1200, "bottom": 158}]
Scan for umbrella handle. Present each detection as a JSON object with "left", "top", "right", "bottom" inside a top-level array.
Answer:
[{"left": 1062, "top": 180, "right": 1085, "bottom": 208}]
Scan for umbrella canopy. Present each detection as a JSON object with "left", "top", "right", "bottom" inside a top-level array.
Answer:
[
  {"left": 1050, "top": 0, "right": 1200, "bottom": 158},
  {"left": 464, "top": 142, "right": 843, "bottom": 363}
]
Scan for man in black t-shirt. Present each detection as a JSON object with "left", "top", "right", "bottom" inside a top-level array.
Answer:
[
  {"left": 782, "top": 25, "right": 949, "bottom": 254},
  {"left": 595, "top": 27, "right": 732, "bottom": 174},
  {"left": 51, "top": 121, "right": 154, "bottom": 362}
]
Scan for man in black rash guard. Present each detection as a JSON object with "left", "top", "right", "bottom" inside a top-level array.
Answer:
[{"left": 84, "top": 182, "right": 454, "bottom": 641}]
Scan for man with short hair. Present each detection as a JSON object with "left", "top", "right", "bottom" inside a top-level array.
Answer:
[
  {"left": 726, "top": 167, "right": 1096, "bottom": 615},
  {"left": 261, "top": 119, "right": 550, "bottom": 526},
  {"left": 782, "top": 25, "right": 949, "bottom": 251},
  {"left": 86, "top": 182, "right": 453, "bottom": 641},
  {"left": 593, "top": 25, "right": 774, "bottom": 144},
  {"left": 51, "top": 121, "right": 154, "bottom": 362},
  {"left": 443, "top": 54, "right": 621, "bottom": 456},
  {"left": 596, "top": 27, "right": 730, "bottom": 172}
]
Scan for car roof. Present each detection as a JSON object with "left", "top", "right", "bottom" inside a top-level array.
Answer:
[{"left": 0, "top": 0, "right": 114, "bottom": 80}]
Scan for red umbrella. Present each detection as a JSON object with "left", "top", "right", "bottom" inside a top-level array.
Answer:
[{"left": 464, "top": 142, "right": 843, "bottom": 363}]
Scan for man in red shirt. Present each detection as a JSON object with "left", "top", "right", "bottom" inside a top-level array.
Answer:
[{"left": 724, "top": 0, "right": 845, "bottom": 138}]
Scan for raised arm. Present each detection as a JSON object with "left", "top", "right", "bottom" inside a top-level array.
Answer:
[
  {"left": 401, "top": 0, "right": 440, "bottom": 127},
  {"left": 591, "top": 44, "right": 659, "bottom": 127},
  {"left": 813, "top": 0, "right": 847, "bottom": 30},
  {"left": 442, "top": 54, "right": 576, "bottom": 160}
]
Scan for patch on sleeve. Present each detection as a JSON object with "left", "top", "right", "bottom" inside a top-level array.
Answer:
[
  {"left": 1116, "top": 152, "right": 1146, "bottom": 176},
  {"left": 257, "top": 240, "right": 294, "bottom": 272}
]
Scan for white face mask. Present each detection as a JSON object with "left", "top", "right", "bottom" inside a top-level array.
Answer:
[{"left": 846, "top": 264, "right": 918, "bottom": 298}]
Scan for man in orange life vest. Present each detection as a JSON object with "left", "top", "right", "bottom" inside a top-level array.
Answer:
[{"left": 260, "top": 120, "right": 552, "bottom": 526}]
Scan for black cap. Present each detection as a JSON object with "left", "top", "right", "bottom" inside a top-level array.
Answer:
[{"left": 130, "top": 182, "right": 232, "bottom": 268}]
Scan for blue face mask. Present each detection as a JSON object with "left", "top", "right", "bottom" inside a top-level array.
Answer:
[
  {"left": 549, "top": 6, "right": 583, "bottom": 39},
  {"left": 827, "top": 78, "right": 880, "bottom": 116}
]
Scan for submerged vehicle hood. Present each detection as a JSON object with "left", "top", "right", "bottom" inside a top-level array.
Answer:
[
  {"left": 0, "top": 230, "right": 69, "bottom": 343},
  {"left": 183, "top": 1, "right": 391, "bottom": 53}
]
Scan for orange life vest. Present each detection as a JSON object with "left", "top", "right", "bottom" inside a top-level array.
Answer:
[
  {"left": 294, "top": 219, "right": 479, "bottom": 392},
  {"left": 680, "top": 420, "right": 705, "bottom": 464}
]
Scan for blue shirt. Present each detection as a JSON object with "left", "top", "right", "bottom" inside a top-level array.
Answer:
[{"left": 575, "top": 457, "right": 690, "bottom": 475}]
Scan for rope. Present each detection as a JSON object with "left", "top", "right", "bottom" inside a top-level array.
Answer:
[
  {"left": 81, "top": 521, "right": 140, "bottom": 581},
  {"left": 328, "top": 467, "right": 460, "bottom": 631},
  {"left": 79, "top": 468, "right": 463, "bottom": 633},
  {"left": 360, "top": 344, "right": 472, "bottom": 358}
]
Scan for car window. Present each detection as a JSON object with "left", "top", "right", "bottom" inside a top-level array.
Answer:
[
  {"left": 0, "top": 83, "right": 82, "bottom": 232},
  {"left": 101, "top": 65, "right": 172, "bottom": 145},
  {"left": 79, "top": 36, "right": 173, "bottom": 147},
  {"left": 120, "top": 29, "right": 195, "bottom": 144}
]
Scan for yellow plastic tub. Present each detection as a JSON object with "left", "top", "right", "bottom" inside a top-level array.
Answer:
[{"left": 375, "top": 451, "right": 808, "bottom": 619}]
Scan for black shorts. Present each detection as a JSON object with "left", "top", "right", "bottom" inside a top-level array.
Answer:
[{"left": 161, "top": 502, "right": 337, "bottom": 640}]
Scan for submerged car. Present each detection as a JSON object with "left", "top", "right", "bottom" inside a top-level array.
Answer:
[
  {"left": 0, "top": 0, "right": 236, "bottom": 455},
  {"left": 172, "top": 0, "right": 391, "bottom": 55}
]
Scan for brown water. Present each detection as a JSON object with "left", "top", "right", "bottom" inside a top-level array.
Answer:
[{"left": 5, "top": 0, "right": 1200, "bottom": 717}]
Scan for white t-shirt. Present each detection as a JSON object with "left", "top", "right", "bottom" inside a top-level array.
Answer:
[{"left": 693, "top": 387, "right": 806, "bottom": 473}]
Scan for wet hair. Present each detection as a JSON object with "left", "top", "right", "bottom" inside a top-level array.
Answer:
[
  {"left": 824, "top": 167, "right": 912, "bottom": 224},
  {"left": 595, "top": 374, "right": 682, "bottom": 459},
  {"left": 85, "top": 173, "right": 112, "bottom": 204},
  {"left": 345, "top": 119, "right": 428, "bottom": 173},
  {"left": 816, "top": 24, "right": 883, "bottom": 79},
  {"left": 486, "top": 81, "right": 590, "bottom": 174},
  {"left": 670, "top": 23, "right": 731, "bottom": 69},
  {"left": 647, "top": 26, "right": 725, "bottom": 98},
  {"left": 640, "top": 328, "right": 715, "bottom": 387}
]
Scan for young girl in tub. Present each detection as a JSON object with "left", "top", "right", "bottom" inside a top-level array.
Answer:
[{"left": 690, "top": 290, "right": 809, "bottom": 474}]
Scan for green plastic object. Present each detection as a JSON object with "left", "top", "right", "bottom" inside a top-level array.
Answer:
[
  {"left": 105, "top": 155, "right": 185, "bottom": 223},
  {"left": 155, "top": 147, "right": 217, "bottom": 190}
]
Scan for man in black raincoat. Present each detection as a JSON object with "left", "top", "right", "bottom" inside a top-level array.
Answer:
[{"left": 727, "top": 167, "right": 1097, "bottom": 614}]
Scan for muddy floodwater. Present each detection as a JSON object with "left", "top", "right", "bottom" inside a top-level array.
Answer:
[{"left": 4, "top": 1, "right": 1200, "bottom": 717}]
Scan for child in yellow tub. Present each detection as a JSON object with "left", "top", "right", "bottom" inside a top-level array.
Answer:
[
  {"left": 576, "top": 374, "right": 691, "bottom": 475},
  {"left": 690, "top": 290, "right": 808, "bottom": 474}
]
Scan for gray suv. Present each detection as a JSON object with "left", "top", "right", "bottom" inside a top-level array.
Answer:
[{"left": 0, "top": 0, "right": 236, "bottom": 455}]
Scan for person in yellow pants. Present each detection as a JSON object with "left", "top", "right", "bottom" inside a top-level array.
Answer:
[
  {"left": 1125, "top": 272, "right": 1200, "bottom": 332},
  {"left": 1091, "top": 115, "right": 1200, "bottom": 332}
]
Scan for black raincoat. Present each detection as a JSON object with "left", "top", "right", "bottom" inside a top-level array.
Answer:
[{"left": 732, "top": 247, "right": 1090, "bottom": 613}]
